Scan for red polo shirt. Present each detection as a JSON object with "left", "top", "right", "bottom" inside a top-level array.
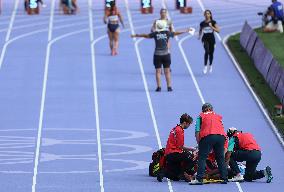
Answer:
[{"left": 165, "top": 125, "right": 184, "bottom": 155}]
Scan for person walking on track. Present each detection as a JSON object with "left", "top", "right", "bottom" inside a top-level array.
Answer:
[
  {"left": 199, "top": 10, "right": 220, "bottom": 74},
  {"left": 104, "top": 2, "right": 125, "bottom": 56}
]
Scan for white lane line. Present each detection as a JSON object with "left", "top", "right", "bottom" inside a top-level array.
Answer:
[
  {"left": 31, "top": 26, "right": 90, "bottom": 191},
  {"left": 0, "top": 0, "right": 19, "bottom": 69},
  {"left": 0, "top": 17, "right": 95, "bottom": 33},
  {"left": 223, "top": 33, "right": 284, "bottom": 148},
  {"left": 124, "top": 0, "right": 174, "bottom": 192},
  {"left": 0, "top": 21, "right": 105, "bottom": 70},
  {"left": 178, "top": 36, "right": 206, "bottom": 103},
  {"left": 32, "top": 0, "right": 55, "bottom": 191},
  {"left": 85, "top": 19, "right": 166, "bottom": 192},
  {"left": 5, "top": 0, "right": 19, "bottom": 41},
  {"left": 88, "top": 1, "right": 104, "bottom": 192}
]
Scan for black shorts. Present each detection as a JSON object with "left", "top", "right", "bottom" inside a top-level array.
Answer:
[
  {"left": 108, "top": 24, "right": 119, "bottom": 33},
  {"left": 61, "top": 0, "right": 69, "bottom": 6},
  {"left": 153, "top": 54, "right": 171, "bottom": 69}
]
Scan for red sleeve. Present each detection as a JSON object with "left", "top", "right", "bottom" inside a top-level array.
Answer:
[{"left": 175, "top": 127, "right": 184, "bottom": 148}]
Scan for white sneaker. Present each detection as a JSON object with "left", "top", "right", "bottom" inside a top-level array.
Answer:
[
  {"left": 203, "top": 65, "right": 208, "bottom": 74},
  {"left": 189, "top": 178, "right": 203, "bottom": 185},
  {"left": 209, "top": 65, "right": 213, "bottom": 73},
  {"left": 229, "top": 174, "right": 244, "bottom": 182},
  {"left": 42, "top": 4, "right": 47, "bottom": 8}
]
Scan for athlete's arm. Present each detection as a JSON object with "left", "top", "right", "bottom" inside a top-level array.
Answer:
[
  {"left": 118, "top": 12, "right": 125, "bottom": 28},
  {"left": 169, "top": 21, "right": 174, "bottom": 32},
  {"left": 103, "top": 12, "right": 108, "bottom": 24},
  {"left": 173, "top": 31, "right": 188, "bottom": 36},
  {"left": 209, "top": 22, "right": 220, "bottom": 33},
  {"left": 195, "top": 116, "right": 201, "bottom": 143},
  {"left": 225, "top": 151, "right": 231, "bottom": 165},
  {"left": 198, "top": 25, "right": 203, "bottom": 39},
  {"left": 151, "top": 20, "right": 157, "bottom": 32},
  {"left": 131, "top": 34, "right": 151, "bottom": 38},
  {"left": 225, "top": 137, "right": 235, "bottom": 164}
]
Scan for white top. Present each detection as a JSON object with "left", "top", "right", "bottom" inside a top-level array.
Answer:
[{"left": 108, "top": 15, "right": 119, "bottom": 23}]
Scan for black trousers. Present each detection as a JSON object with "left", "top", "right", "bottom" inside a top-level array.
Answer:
[
  {"left": 203, "top": 41, "right": 215, "bottom": 66},
  {"left": 229, "top": 150, "right": 265, "bottom": 181},
  {"left": 196, "top": 134, "right": 228, "bottom": 180},
  {"left": 165, "top": 152, "right": 195, "bottom": 181}
]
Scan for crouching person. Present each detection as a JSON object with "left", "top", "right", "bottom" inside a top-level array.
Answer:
[
  {"left": 226, "top": 127, "right": 273, "bottom": 183},
  {"left": 157, "top": 113, "right": 195, "bottom": 182}
]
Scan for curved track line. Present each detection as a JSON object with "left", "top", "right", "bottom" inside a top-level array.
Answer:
[
  {"left": 31, "top": 27, "right": 90, "bottom": 192},
  {"left": 0, "top": 22, "right": 105, "bottom": 70},
  {"left": 5, "top": 0, "right": 20, "bottom": 41},
  {"left": 0, "top": 17, "right": 92, "bottom": 33}
]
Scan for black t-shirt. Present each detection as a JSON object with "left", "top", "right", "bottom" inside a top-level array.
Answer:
[
  {"left": 149, "top": 31, "right": 175, "bottom": 55},
  {"left": 200, "top": 20, "right": 217, "bottom": 43}
]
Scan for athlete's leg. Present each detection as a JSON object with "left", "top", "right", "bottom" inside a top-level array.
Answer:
[
  {"left": 203, "top": 41, "right": 210, "bottom": 74},
  {"left": 156, "top": 68, "right": 162, "bottom": 90},
  {"left": 163, "top": 54, "right": 172, "bottom": 90},
  {"left": 164, "top": 68, "right": 171, "bottom": 89},
  {"left": 209, "top": 43, "right": 215, "bottom": 66},
  {"left": 108, "top": 30, "right": 114, "bottom": 55},
  {"left": 113, "top": 28, "right": 120, "bottom": 55}
]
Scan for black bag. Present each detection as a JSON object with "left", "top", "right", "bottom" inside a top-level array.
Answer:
[{"left": 149, "top": 148, "right": 165, "bottom": 177}]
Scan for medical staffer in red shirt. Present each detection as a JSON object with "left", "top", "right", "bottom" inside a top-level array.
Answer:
[
  {"left": 190, "top": 103, "right": 228, "bottom": 185},
  {"left": 157, "top": 113, "right": 194, "bottom": 182},
  {"left": 226, "top": 127, "right": 273, "bottom": 183}
]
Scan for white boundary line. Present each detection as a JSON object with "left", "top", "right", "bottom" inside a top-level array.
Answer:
[
  {"left": 32, "top": 0, "right": 55, "bottom": 191},
  {"left": 124, "top": 0, "right": 174, "bottom": 191},
  {"left": 5, "top": 0, "right": 19, "bottom": 41},
  {"left": 88, "top": 0, "right": 104, "bottom": 191},
  {"left": 222, "top": 32, "right": 284, "bottom": 148}
]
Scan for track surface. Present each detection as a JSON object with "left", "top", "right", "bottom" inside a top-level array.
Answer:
[{"left": 0, "top": 0, "right": 283, "bottom": 192}]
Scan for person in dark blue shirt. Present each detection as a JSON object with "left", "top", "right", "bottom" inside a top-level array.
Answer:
[
  {"left": 263, "top": 6, "right": 283, "bottom": 33},
  {"left": 271, "top": 0, "right": 284, "bottom": 21}
]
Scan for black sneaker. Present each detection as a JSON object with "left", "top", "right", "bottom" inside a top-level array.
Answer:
[
  {"left": 155, "top": 87, "right": 161, "bottom": 92},
  {"left": 157, "top": 172, "right": 164, "bottom": 182},
  {"left": 220, "top": 179, "right": 228, "bottom": 184},
  {"left": 167, "top": 87, "right": 173, "bottom": 92},
  {"left": 265, "top": 166, "right": 273, "bottom": 183}
]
